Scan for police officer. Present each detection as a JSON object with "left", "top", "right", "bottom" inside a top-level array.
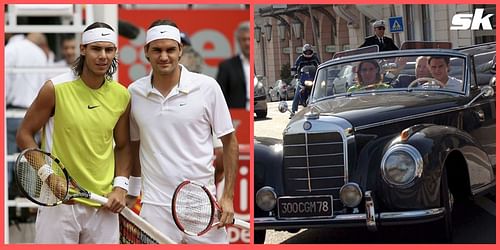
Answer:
[{"left": 360, "top": 20, "right": 399, "bottom": 51}]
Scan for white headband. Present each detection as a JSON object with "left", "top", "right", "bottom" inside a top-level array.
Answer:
[
  {"left": 82, "top": 27, "right": 117, "bottom": 46},
  {"left": 146, "top": 25, "right": 181, "bottom": 44}
]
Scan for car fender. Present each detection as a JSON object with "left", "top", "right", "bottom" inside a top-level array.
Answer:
[
  {"left": 254, "top": 143, "right": 284, "bottom": 193},
  {"left": 378, "top": 124, "right": 494, "bottom": 210}
]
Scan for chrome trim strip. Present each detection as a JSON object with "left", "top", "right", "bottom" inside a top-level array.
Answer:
[
  {"left": 290, "top": 176, "right": 344, "bottom": 181},
  {"left": 284, "top": 153, "right": 343, "bottom": 158},
  {"left": 287, "top": 165, "right": 344, "bottom": 170},
  {"left": 355, "top": 96, "right": 488, "bottom": 131},
  {"left": 296, "top": 187, "right": 341, "bottom": 192},
  {"left": 284, "top": 141, "right": 342, "bottom": 147},
  {"left": 304, "top": 132, "right": 312, "bottom": 192},
  {"left": 255, "top": 207, "right": 445, "bottom": 225},
  {"left": 355, "top": 105, "right": 465, "bottom": 131}
]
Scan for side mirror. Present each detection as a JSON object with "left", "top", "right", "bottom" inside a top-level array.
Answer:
[
  {"left": 278, "top": 101, "right": 289, "bottom": 113},
  {"left": 483, "top": 84, "right": 494, "bottom": 96}
]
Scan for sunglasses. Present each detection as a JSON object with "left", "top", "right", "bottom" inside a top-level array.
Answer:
[
  {"left": 304, "top": 50, "right": 313, "bottom": 55},
  {"left": 376, "top": 27, "right": 385, "bottom": 30}
]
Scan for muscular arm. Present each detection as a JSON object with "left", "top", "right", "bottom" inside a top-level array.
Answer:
[
  {"left": 218, "top": 131, "right": 239, "bottom": 226},
  {"left": 105, "top": 102, "right": 132, "bottom": 213},
  {"left": 16, "top": 80, "right": 55, "bottom": 150}
]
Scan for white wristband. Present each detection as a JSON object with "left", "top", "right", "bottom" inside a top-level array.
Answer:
[
  {"left": 113, "top": 176, "right": 129, "bottom": 192},
  {"left": 38, "top": 164, "right": 54, "bottom": 182},
  {"left": 128, "top": 176, "right": 141, "bottom": 196}
]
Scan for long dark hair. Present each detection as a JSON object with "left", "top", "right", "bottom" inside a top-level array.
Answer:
[
  {"left": 357, "top": 60, "right": 381, "bottom": 85},
  {"left": 72, "top": 22, "right": 118, "bottom": 80}
]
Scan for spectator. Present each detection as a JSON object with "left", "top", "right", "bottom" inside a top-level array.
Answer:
[
  {"left": 5, "top": 33, "right": 48, "bottom": 197},
  {"left": 54, "top": 34, "right": 77, "bottom": 66},
  {"left": 216, "top": 22, "right": 250, "bottom": 109}
]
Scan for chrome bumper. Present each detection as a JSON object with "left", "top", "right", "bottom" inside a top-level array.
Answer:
[{"left": 255, "top": 191, "right": 445, "bottom": 231}]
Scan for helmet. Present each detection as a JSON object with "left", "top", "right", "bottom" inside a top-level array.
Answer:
[{"left": 302, "top": 44, "right": 314, "bottom": 58}]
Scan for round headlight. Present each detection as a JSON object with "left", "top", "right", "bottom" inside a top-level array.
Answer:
[
  {"left": 339, "top": 182, "right": 362, "bottom": 208},
  {"left": 256, "top": 186, "right": 277, "bottom": 211},
  {"left": 381, "top": 144, "right": 423, "bottom": 187}
]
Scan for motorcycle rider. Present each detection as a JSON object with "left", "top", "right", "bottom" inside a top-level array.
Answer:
[{"left": 290, "top": 44, "right": 320, "bottom": 118}]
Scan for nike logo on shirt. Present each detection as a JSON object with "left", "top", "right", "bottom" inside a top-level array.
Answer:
[
  {"left": 101, "top": 33, "right": 110, "bottom": 36},
  {"left": 88, "top": 105, "right": 99, "bottom": 109}
]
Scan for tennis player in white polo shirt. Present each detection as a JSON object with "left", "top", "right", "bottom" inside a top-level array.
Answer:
[{"left": 127, "top": 19, "right": 238, "bottom": 244}]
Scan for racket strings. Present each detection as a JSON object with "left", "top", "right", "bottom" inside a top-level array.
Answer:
[
  {"left": 175, "top": 184, "right": 213, "bottom": 234},
  {"left": 16, "top": 150, "right": 68, "bottom": 205}
]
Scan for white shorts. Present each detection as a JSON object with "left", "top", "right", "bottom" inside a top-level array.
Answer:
[
  {"left": 140, "top": 203, "right": 228, "bottom": 244},
  {"left": 34, "top": 203, "right": 119, "bottom": 243}
]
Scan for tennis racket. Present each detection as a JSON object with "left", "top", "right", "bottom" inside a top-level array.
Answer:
[
  {"left": 171, "top": 180, "right": 250, "bottom": 236},
  {"left": 15, "top": 148, "right": 177, "bottom": 244},
  {"left": 14, "top": 147, "right": 109, "bottom": 206}
]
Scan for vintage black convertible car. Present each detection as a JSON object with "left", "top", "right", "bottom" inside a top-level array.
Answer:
[{"left": 254, "top": 42, "right": 496, "bottom": 243}]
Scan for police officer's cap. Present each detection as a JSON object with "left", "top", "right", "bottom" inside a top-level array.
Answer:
[{"left": 372, "top": 20, "right": 385, "bottom": 28}]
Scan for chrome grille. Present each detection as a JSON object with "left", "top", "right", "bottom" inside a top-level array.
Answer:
[{"left": 283, "top": 132, "right": 346, "bottom": 209}]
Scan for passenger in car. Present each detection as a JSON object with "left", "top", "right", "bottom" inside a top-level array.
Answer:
[
  {"left": 392, "top": 56, "right": 431, "bottom": 87},
  {"left": 427, "top": 56, "right": 463, "bottom": 90},
  {"left": 348, "top": 59, "right": 391, "bottom": 92}
]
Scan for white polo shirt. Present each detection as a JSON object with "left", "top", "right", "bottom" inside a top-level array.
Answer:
[{"left": 129, "top": 65, "right": 234, "bottom": 206}]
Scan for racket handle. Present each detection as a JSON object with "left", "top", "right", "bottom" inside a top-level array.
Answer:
[
  {"left": 232, "top": 218, "right": 250, "bottom": 230},
  {"left": 89, "top": 193, "right": 109, "bottom": 205}
]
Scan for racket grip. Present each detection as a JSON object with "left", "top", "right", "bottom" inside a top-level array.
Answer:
[
  {"left": 89, "top": 193, "right": 109, "bottom": 205},
  {"left": 232, "top": 219, "right": 250, "bottom": 230}
]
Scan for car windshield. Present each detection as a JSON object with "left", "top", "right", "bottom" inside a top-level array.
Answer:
[{"left": 312, "top": 53, "right": 467, "bottom": 101}]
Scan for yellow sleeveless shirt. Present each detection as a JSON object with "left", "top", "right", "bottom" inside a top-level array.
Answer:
[{"left": 42, "top": 72, "right": 130, "bottom": 206}]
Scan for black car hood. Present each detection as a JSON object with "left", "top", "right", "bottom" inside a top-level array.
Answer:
[{"left": 299, "top": 92, "right": 469, "bottom": 128}]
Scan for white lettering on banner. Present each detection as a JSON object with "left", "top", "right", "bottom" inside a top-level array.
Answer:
[
  {"left": 450, "top": 8, "right": 494, "bottom": 30},
  {"left": 239, "top": 166, "right": 249, "bottom": 212},
  {"left": 192, "top": 29, "right": 232, "bottom": 77},
  {"left": 227, "top": 226, "right": 250, "bottom": 243},
  {"left": 216, "top": 156, "right": 250, "bottom": 221}
]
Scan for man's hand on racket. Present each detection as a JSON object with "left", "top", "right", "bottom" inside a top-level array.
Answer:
[
  {"left": 104, "top": 187, "right": 127, "bottom": 213},
  {"left": 217, "top": 195, "right": 234, "bottom": 228}
]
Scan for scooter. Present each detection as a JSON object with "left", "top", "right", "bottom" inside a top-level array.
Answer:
[{"left": 297, "top": 65, "right": 317, "bottom": 107}]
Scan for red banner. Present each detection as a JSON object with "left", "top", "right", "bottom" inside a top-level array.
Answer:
[{"left": 118, "top": 8, "right": 249, "bottom": 85}]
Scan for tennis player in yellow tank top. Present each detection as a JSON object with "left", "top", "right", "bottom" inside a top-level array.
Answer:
[{"left": 16, "top": 22, "right": 131, "bottom": 244}]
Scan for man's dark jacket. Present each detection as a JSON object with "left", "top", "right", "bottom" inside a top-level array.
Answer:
[
  {"left": 216, "top": 55, "right": 247, "bottom": 108},
  {"left": 360, "top": 35, "right": 399, "bottom": 51}
]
